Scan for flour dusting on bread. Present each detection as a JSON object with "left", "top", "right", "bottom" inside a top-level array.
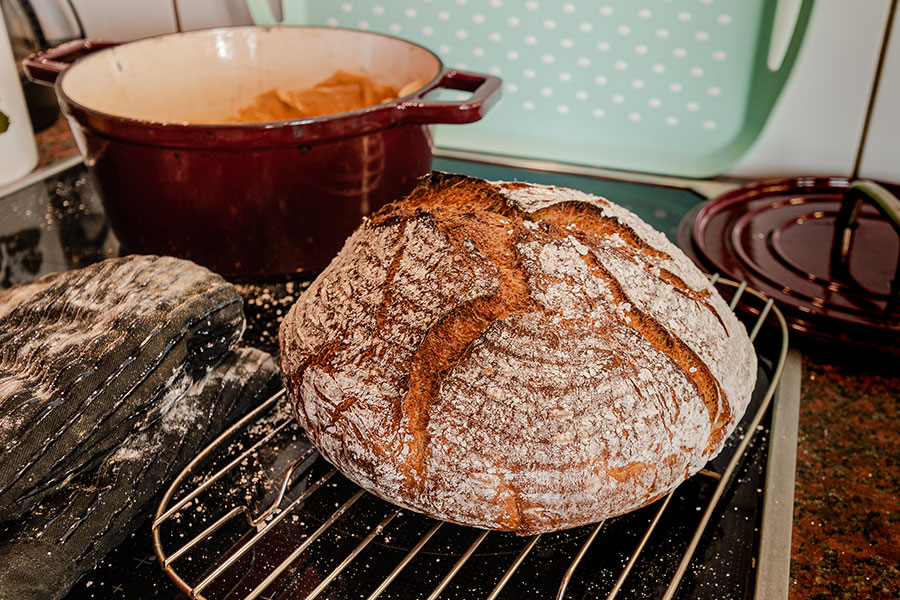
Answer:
[{"left": 279, "top": 172, "right": 757, "bottom": 534}]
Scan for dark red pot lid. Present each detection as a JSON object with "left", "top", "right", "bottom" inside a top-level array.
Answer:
[{"left": 677, "top": 177, "right": 900, "bottom": 353}]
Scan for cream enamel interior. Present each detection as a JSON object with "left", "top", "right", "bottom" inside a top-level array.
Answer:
[{"left": 59, "top": 27, "right": 442, "bottom": 124}]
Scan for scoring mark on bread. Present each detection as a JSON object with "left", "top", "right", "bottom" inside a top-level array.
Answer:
[
  {"left": 656, "top": 268, "right": 727, "bottom": 334},
  {"left": 393, "top": 182, "right": 538, "bottom": 498},
  {"left": 374, "top": 220, "right": 408, "bottom": 333},
  {"left": 579, "top": 251, "right": 731, "bottom": 454},
  {"left": 529, "top": 201, "right": 670, "bottom": 262},
  {"left": 529, "top": 201, "right": 727, "bottom": 336}
]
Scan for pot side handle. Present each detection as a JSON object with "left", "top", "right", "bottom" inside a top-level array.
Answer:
[
  {"left": 23, "top": 39, "right": 118, "bottom": 86},
  {"left": 395, "top": 70, "right": 502, "bottom": 125}
]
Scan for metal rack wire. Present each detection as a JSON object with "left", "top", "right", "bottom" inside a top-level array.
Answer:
[{"left": 153, "top": 277, "right": 790, "bottom": 600}]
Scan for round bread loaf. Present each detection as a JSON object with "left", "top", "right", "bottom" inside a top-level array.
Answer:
[{"left": 279, "top": 172, "right": 757, "bottom": 534}]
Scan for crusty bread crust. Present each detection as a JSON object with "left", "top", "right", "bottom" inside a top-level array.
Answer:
[{"left": 279, "top": 172, "right": 757, "bottom": 534}]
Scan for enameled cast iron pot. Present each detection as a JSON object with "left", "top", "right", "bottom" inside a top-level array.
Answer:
[{"left": 25, "top": 26, "right": 501, "bottom": 279}]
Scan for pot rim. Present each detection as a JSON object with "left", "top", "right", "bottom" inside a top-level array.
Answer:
[{"left": 55, "top": 25, "right": 451, "bottom": 149}]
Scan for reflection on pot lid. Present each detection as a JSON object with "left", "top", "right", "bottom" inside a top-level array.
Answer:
[{"left": 677, "top": 177, "right": 900, "bottom": 353}]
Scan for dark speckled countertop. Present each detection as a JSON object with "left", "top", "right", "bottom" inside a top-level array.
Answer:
[
  {"left": 14, "top": 117, "right": 900, "bottom": 599},
  {"left": 789, "top": 343, "right": 898, "bottom": 600}
]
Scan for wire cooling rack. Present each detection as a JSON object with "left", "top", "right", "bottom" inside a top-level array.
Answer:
[{"left": 153, "top": 276, "right": 791, "bottom": 600}]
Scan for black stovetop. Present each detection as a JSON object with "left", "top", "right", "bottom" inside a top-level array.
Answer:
[{"left": 1, "top": 158, "right": 776, "bottom": 600}]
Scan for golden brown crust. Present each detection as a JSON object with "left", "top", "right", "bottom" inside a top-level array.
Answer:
[{"left": 279, "top": 172, "right": 757, "bottom": 534}]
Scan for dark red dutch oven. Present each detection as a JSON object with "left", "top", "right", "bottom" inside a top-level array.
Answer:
[{"left": 24, "top": 26, "right": 501, "bottom": 280}]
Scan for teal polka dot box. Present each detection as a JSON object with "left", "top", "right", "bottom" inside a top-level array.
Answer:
[{"left": 247, "top": 0, "right": 814, "bottom": 178}]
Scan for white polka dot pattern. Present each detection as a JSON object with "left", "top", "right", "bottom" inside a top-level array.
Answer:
[{"left": 292, "top": 1, "right": 771, "bottom": 171}]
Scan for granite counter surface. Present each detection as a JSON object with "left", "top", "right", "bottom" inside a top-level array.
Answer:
[
  {"left": 16, "top": 118, "right": 900, "bottom": 599},
  {"left": 790, "top": 344, "right": 898, "bottom": 600}
]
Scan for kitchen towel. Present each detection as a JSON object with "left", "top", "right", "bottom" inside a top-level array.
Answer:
[
  {"left": 0, "top": 255, "right": 244, "bottom": 520},
  {"left": 0, "top": 347, "right": 281, "bottom": 600},
  {"left": 0, "top": 254, "right": 281, "bottom": 599}
]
